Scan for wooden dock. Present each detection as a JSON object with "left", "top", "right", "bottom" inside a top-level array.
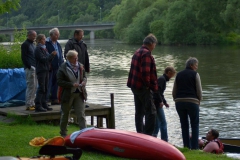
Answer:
[{"left": 0, "top": 93, "right": 115, "bottom": 129}]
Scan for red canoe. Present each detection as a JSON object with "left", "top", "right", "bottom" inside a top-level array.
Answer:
[{"left": 64, "top": 128, "right": 186, "bottom": 160}]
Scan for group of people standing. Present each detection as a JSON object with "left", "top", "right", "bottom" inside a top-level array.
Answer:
[
  {"left": 21, "top": 28, "right": 89, "bottom": 137},
  {"left": 21, "top": 29, "right": 221, "bottom": 151},
  {"left": 127, "top": 34, "right": 203, "bottom": 150}
]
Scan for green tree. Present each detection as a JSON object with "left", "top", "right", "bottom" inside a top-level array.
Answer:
[
  {"left": 150, "top": 20, "right": 164, "bottom": 44},
  {"left": 221, "top": 0, "right": 240, "bottom": 32},
  {"left": 124, "top": 7, "right": 159, "bottom": 44},
  {"left": 149, "top": 0, "right": 169, "bottom": 43},
  {"left": 109, "top": 0, "right": 139, "bottom": 39},
  {"left": 163, "top": 0, "right": 196, "bottom": 44},
  {"left": 8, "top": 14, "right": 28, "bottom": 27},
  {"left": 74, "top": 14, "right": 95, "bottom": 24},
  {"left": 194, "top": 0, "right": 227, "bottom": 33},
  {"left": 0, "top": 0, "right": 20, "bottom": 14}
]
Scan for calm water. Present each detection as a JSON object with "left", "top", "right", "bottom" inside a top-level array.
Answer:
[{"left": 60, "top": 39, "right": 240, "bottom": 147}]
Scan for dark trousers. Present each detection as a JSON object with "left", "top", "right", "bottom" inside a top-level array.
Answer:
[
  {"left": 35, "top": 71, "right": 49, "bottom": 109},
  {"left": 131, "top": 88, "right": 156, "bottom": 136},
  {"left": 175, "top": 101, "right": 199, "bottom": 149},
  {"left": 47, "top": 69, "right": 58, "bottom": 102}
]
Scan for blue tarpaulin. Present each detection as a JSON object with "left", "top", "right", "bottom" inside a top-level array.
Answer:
[{"left": 0, "top": 68, "right": 26, "bottom": 105}]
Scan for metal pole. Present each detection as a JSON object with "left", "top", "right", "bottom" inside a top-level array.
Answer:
[
  {"left": 7, "top": 12, "right": 8, "bottom": 28},
  {"left": 58, "top": 10, "right": 59, "bottom": 25},
  {"left": 100, "top": 7, "right": 101, "bottom": 22}
]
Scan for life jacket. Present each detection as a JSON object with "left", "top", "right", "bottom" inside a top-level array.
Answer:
[{"left": 203, "top": 138, "right": 224, "bottom": 154}]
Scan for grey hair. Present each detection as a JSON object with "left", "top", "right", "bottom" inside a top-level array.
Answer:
[
  {"left": 66, "top": 50, "right": 78, "bottom": 60},
  {"left": 185, "top": 57, "right": 198, "bottom": 68},
  {"left": 49, "top": 28, "right": 59, "bottom": 36},
  {"left": 143, "top": 34, "right": 158, "bottom": 45}
]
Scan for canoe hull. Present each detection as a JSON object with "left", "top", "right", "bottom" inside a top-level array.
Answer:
[
  {"left": 219, "top": 138, "right": 240, "bottom": 147},
  {"left": 65, "top": 128, "right": 186, "bottom": 160},
  {"left": 202, "top": 137, "right": 240, "bottom": 146}
]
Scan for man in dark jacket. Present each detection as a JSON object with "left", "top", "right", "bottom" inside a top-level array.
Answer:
[
  {"left": 64, "top": 29, "right": 90, "bottom": 73},
  {"left": 46, "top": 28, "right": 64, "bottom": 105},
  {"left": 21, "top": 30, "right": 37, "bottom": 111}
]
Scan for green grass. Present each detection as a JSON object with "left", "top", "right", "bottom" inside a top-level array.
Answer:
[{"left": 0, "top": 115, "right": 236, "bottom": 160}]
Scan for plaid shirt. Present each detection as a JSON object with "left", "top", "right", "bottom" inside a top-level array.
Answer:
[{"left": 127, "top": 45, "right": 158, "bottom": 92}]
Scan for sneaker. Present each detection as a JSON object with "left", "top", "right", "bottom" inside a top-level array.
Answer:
[{"left": 26, "top": 106, "right": 35, "bottom": 111}]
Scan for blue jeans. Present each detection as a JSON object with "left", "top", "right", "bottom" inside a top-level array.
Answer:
[
  {"left": 152, "top": 105, "right": 168, "bottom": 142},
  {"left": 176, "top": 102, "right": 199, "bottom": 149},
  {"left": 131, "top": 88, "right": 156, "bottom": 136}
]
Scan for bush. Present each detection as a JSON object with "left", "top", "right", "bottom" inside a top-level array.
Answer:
[
  {"left": 150, "top": 20, "right": 164, "bottom": 44},
  {"left": 0, "top": 29, "right": 27, "bottom": 69},
  {"left": 225, "top": 32, "right": 240, "bottom": 45}
]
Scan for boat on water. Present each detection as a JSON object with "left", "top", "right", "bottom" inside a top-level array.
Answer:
[
  {"left": 65, "top": 128, "right": 186, "bottom": 160},
  {"left": 217, "top": 138, "right": 240, "bottom": 146},
  {"left": 202, "top": 137, "right": 240, "bottom": 153}
]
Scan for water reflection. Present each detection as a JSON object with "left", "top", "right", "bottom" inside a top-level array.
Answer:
[{"left": 60, "top": 39, "right": 240, "bottom": 147}]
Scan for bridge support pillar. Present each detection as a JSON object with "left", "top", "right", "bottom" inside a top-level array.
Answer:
[
  {"left": 10, "top": 34, "right": 14, "bottom": 42},
  {"left": 90, "top": 31, "right": 95, "bottom": 40}
]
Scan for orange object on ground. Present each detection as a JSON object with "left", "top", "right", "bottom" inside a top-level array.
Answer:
[
  {"left": 64, "top": 128, "right": 186, "bottom": 160},
  {"left": 29, "top": 136, "right": 65, "bottom": 147}
]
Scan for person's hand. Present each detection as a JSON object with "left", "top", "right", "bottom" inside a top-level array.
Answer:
[
  {"left": 81, "top": 81, "right": 86, "bottom": 87},
  {"left": 159, "top": 102, "right": 164, "bottom": 108},
  {"left": 51, "top": 51, "right": 57, "bottom": 55},
  {"left": 31, "top": 66, "right": 36, "bottom": 70},
  {"left": 165, "top": 103, "right": 170, "bottom": 108},
  {"left": 73, "top": 83, "right": 79, "bottom": 88}
]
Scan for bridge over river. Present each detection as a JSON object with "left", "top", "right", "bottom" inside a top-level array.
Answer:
[{"left": 0, "top": 22, "right": 115, "bottom": 41}]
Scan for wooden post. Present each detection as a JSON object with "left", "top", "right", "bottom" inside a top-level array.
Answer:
[
  {"left": 91, "top": 116, "right": 94, "bottom": 126},
  {"left": 110, "top": 93, "right": 115, "bottom": 129}
]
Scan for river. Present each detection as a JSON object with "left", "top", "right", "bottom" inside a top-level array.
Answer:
[
  {"left": 63, "top": 39, "right": 240, "bottom": 155},
  {"left": 0, "top": 38, "right": 238, "bottom": 158}
]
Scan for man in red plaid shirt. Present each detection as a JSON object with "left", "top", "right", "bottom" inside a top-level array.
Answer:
[{"left": 127, "top": 34, "right": 158, "bottom": 136}]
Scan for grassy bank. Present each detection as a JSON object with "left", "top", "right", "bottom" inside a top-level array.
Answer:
[{"left": 0, "top": 115, "right": 236, "bottom": 160}]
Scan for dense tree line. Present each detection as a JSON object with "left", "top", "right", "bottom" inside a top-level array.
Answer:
[
  {"left": 1, "top": 0, "right": 240, "bottom": 45},
  {"left": 0, "top": 0, "right": 120, "bottom": 41},
  {"left": 107, "top": 0, "right": 240, "bottom": 45}
]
